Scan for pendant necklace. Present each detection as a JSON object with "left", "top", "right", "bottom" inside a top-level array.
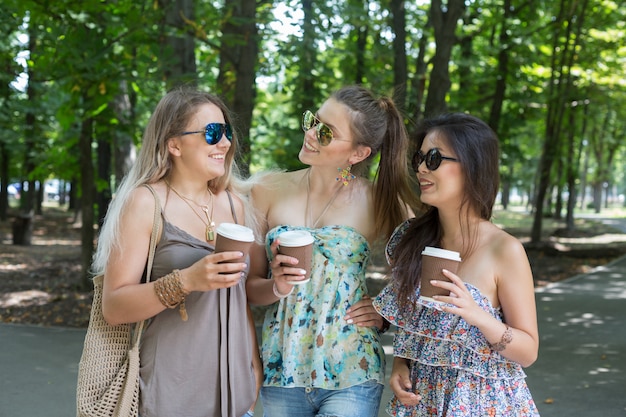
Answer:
[
  {"left": 305, "top": 168, "right": 344, "bottom": 229},
  {"left": 166, "top": 181, "right": 216, "bottom": 241}
]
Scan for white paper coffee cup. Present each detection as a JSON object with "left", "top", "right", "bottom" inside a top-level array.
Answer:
[{"left": 278, "top": 230, "right": 314, "bottom": 285}]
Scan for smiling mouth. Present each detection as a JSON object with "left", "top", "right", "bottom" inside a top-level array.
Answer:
[
  {"left": 304, "top": 141, "right": 319, "bottom": 152},
  {"left": 210, "top": 154, "right": 225, "bottom": 160}
]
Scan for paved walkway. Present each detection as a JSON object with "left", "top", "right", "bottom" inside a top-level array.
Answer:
[
  {"left": 524, "top": 254, "right": 626, "bottom": 416},
  {"left": 1, "top": 255, "right": 626, "bottom": 416}
]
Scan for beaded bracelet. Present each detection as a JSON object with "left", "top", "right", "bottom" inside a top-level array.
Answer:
[
  {"left": 154, "top": 269, "right": 189, "bottom": 321},
  {"left": 490, "top": 324, "right": 513, "bottom": 352},
  {"left": 272, "top": 281, "right": 294, "bottom": 299}
]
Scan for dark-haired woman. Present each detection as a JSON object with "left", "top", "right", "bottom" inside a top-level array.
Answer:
[{"left": 374, "top": 113, "right": 540, "bottom": 416}]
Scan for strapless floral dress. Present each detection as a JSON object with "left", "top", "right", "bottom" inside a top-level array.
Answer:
[
  {"left": 373, "top": 220, "right": 540, "bottom": 416},
  {"left": 261, "top": 225, "right": 385, "bottom": 390}
]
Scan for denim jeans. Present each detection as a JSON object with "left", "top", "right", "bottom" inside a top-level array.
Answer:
[{"left": 260, "top": 380, "right": 383, "bottom": 417}]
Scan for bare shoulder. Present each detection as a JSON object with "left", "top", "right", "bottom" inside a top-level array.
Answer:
[
  {"left": 117, "top": 184, "right": 162, "bottom": 242},
  {"left": 483, "top": 223, "right": 532, "bottom": 284},
  {"left": 127, "top": 184, "right": 161, "bottom": 214},
  {"left": 496, "top": 227, "right": 526, "bottom": 256},
  {"left": 484, "top": 224, "right": 526, "bottom": 259}
]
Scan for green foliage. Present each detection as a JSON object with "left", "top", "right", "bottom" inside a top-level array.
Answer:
[{"left": 0, "top": 0, "right": 624, "bottom": 219}]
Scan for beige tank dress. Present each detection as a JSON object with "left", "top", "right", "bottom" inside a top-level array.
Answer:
[{"left": 139, "top": 191, "right": 256, "bottom": 417}]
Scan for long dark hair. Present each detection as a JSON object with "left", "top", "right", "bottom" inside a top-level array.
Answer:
[{"left": 391, "top": 113, "right": 500, "bottom": 309}]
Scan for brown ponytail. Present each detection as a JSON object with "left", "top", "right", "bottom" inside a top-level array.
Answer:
[
  {"left": 331, "top": 85, "right": 420, "bottom": 241},
  {"left": 372, "top": 96, "right": 420, "bottom": 238}
]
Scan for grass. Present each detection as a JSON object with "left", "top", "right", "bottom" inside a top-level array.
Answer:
[{"left": 492, "top": 206, "right": 626, "bottom": 237}]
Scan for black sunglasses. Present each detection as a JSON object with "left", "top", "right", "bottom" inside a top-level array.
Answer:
[
  {"left": 412, "top": 148, "right": 459, "bottom": 171},
  {"left": 302, "top": 110, "right": 337, "bottom": 146},
  {"left": 181, "top": 123, "right": 233, "bottom": 145}
]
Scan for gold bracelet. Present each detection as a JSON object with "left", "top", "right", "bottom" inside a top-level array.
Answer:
[
  {"left": 490, "top": 324, "right": 513, "bottom": 352},
  {"left": 154, "top": 269, "right": 189, "bottom": 321}
]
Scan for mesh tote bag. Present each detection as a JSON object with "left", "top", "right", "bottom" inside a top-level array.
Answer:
[{"left": 76, "top": 185, "right": 161, "bottom": 417}]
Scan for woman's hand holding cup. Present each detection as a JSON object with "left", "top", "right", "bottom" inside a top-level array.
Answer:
[
  {"left": 182, "top": 251, "right": 248, "bottom": 292},
  {"left": 276, "top": 230, "right": 314, "bottom": 285},
  {"left": 178, "top": 223, "right": 255, "bottom": 293},
  {"left": 268, "top": 240, "right": 307, "bottom": 293}
]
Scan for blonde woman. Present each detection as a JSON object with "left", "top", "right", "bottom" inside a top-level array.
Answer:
[{"left": 92, "top": 87, "right": 261, "bottom": 417}]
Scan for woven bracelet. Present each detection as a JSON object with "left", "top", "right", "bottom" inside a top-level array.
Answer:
[
  {"left": 154, "top": 269, "right": 188, "bottom": 321},
  {"left": 490, "top": 324, "right": 513, "bottom": 352}
]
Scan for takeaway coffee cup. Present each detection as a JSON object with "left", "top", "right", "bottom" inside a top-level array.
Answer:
[
  {"left": 277, "top": 230, "right": 314, "bottom": 285},
  {"left": 419, "top": 246, "right": 462, "bottom": 300},
  {"left": 214, "top": 223, "right": 255, "bottom": 263}
]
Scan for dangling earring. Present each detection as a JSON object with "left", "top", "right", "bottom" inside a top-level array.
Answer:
[{"left": 336, "top": 164, "right": 356, "bottom": 186}]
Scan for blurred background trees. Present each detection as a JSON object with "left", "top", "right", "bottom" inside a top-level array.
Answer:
[{"left": 0, "top": 0, "right": 624, "bottom": 285}]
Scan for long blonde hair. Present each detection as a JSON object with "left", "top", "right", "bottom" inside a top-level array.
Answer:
[{"left": 92, "top": 87, "right": 253, "bottom": 274}]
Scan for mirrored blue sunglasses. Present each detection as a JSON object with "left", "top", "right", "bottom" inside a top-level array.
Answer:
[{"left": 181, "top": 123, "right": 233, "bottom": 145}]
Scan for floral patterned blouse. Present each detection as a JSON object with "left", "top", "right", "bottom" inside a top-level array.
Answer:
[
  {"left": 373, "top": 220, "right": 540, "bottom": 416},
  {"left": 261, "top": 225, "right": 385, "bottom": 389}
]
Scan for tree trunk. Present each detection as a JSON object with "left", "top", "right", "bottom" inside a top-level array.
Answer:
[
  {"left": 353, "top": 1, "right": 368, "bottom": 85},
  {"left": 579, "top": 138, "right": 590, "bottom": 210},
  {"left": 390, "top": 0, "right": 407, "bottom": 111},
  {"left": 592, "top": 182, "right": 602, "bottom": 213},
  {"left": 35, "top": 180, "right": 43, "bottom": 215},
  {"left": 22, "top": 25, "right": 38, "bottom": 216},
  {"left": 59, "top": 179, "right": 68, "bottom": 206},
  {"left": 565, "top": 105, "right": 579, "bottom": 230},
  {"left": 298, "top": 0, "right": 317, "bottom": 113},
  {"left": 501, "top": 176, "right": 510, "bottom": 210},
  {"left": 0, "top": 143, "right": 8, "bottom": 221},
  {"left": 488, "top": 0, "right": 512, "bottom": 132},
  {"left": 114, "top": 81, "right": 136, "bottom": 187},
  {"left": 79, "top": 115, "right": 96, "bottom": 289},
  {"left": 158, "top": 0, "right": 197, "bottom": 88},
  {"left": 96, "top": 136, "right": 112, "bottom": 229},
  {"left": 218, "top": 0, "right": 261, "bottom": 174},
  {"left": 410, "top": 30, "right": 428, "bottom": 130},
  {"left": 0, "top": 56, "right": 11, "bottom": 221},
  {"left": 531, "top": 0, "right": 588, "bottom": 243},
  {"left": 424, "top": 0, "right": 465, "bottom": 117}
]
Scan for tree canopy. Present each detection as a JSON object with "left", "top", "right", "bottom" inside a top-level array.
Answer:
[{"left": 1, "top": 0, "right": 624, "bottom": 283}]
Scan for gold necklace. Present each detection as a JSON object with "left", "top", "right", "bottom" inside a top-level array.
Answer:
[
  {"left": 305, "top": 169, "right": 344, "bottom": 228},
  {"left": 166, "top": 182, "right": 216, "bottom": 241}
]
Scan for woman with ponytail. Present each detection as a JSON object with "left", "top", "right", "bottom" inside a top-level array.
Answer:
[{"left": 246, "top": 85, "right": 418, "bottom": 416}]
